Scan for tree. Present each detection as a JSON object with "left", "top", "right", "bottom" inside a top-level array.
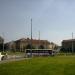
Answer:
[
  {"left": 26, "top": 44, "right": 31, "bottom": 49},
  {"left": 39, "top": 45, "right": 44, "bottom": 49}
]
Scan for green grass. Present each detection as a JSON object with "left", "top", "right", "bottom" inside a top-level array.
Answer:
[{"left": 0, "top": 56, "right": 75, "bottom": 75}]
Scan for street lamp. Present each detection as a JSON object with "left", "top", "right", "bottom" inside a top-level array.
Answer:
[{"left": 30, "top": 18, "right": 32, "bottom": 57}]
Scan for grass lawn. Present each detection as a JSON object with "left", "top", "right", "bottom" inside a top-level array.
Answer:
[{"left": 0, "top": 56, "right": 75, "bottom": 75}]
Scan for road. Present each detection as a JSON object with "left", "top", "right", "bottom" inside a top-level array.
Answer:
[{"left": 0, "top": 55, "right": 29, "bottom": 64}]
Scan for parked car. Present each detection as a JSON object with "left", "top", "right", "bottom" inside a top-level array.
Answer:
[{"left": 0, "top": 52, "right": 7, "bottom": 61}]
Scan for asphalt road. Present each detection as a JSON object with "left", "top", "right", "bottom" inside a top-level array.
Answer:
[{"left": 0, "top": 55, "right": 29, "bottom": 64}]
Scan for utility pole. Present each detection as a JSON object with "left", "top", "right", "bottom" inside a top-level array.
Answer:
[
  {"left": 31, "top": 18, "right": 32, "bottom": 57},
  {"left": 72, "top": 32, "right": 74, "bottom": 54}
]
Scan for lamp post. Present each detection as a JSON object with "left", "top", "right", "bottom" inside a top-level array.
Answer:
[{"left": 30, "top": 18, "right": 32, "bottom": 57}]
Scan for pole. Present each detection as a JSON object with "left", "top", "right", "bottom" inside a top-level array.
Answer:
[
  {"left": 31, "top": 18, "right": 32, "bottom": 57},
  {"left": 72, "top": 32, "right": 73, "bottom": 54}
]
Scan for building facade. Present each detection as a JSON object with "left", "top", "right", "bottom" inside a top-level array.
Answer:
[
  {"left": 62, "top": 39, "right": 75, "bottom": 52},
  {"left": 5, "top": 38, "right": 58, "bottom": 52},
  {"left": 0, "top": 36, "right": 4, "bottom": 51}
]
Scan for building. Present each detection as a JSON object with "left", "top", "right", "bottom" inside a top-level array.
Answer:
[
  {"left": 49, "top": 42, "right": 58, "bottom": 50},
  {"left": 15, "top": 38, "right": 50, "bottom": 51},
  {"left": 0, "top": 36, "right": 4, "bottom": 44},
  {"left": 5, "top": 41, "right": 16, "bottom": 52},
  {"left": 0, "top": 36, "right": 4, "bottom": 51},
  {"left": 61, "top": 39, "right": 75, "bottom": 52},
  {"left": 5, "top": 38, "right": 58, "bottom": 52}
]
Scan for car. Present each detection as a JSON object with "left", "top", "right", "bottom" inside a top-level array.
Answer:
[{"left": 0, "top": 52, "right": 7, "bottom": 61}]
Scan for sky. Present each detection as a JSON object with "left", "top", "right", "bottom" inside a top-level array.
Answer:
[{"left": 0, "top": 0, "right": 75, "bottom": 45}]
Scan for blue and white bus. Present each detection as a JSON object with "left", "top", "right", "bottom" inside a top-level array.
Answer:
[{"left": 26, "top": 49, "right": 56, "bottom": 57}]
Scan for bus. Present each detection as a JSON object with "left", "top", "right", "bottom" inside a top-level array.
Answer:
[{"left": 26, "top": 49, "right": 55, "bottom": 57}]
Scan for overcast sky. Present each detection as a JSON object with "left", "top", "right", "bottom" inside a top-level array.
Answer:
[{"left": 0, "top": 0, "right": 75, "bottom": 45}]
